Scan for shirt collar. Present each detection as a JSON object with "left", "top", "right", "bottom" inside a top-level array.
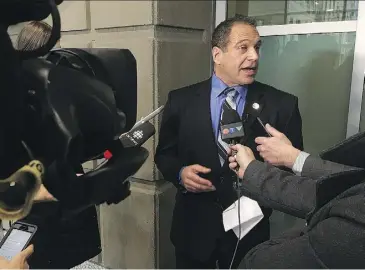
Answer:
[{"left": 211, "top": 73, "right": 247, "bottom": 98}]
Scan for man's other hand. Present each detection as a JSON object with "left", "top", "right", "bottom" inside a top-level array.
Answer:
[
  {"left": 0, "top": 244, "right": 34, "bottom": 269},
  {"left": 255, "top": 124, "right": 300, "bottom": 168},
  {"left": 181, "top": 165, "right": 215, "bottom": 193}
]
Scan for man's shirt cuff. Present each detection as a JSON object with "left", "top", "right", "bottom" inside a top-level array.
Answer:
[
  {"left": 178, "top": 167, "right": 188, "bottom": 193},
  {"left": 292, "top": 151, "right": 310, "bottom": 176},
  {"left": 178, "top": 167, "right": 185, "bottom": 184}
]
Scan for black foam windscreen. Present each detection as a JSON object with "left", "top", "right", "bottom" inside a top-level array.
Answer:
[
  {"left": 120, "top": 121, "right": 155, "bottom": 148},
  {"left": 220, "top": 104, "right": 244, "bottom": 143},
  {"left": 221, "top": 103, "right": 241, "bottom": 125}
]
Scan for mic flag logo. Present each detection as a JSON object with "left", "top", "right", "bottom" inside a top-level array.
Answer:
[
  {"left": 133, "top": 130, "right": 143, "bottom": 140},
  {"left": 223, "top": 127, "right": 243, "bottom": 135},
  {"left": 220, "top": 122, "right": 245, "bottom": 142},
  {"left": 119, "top": 121, "right": 155, "bottom": 147}
]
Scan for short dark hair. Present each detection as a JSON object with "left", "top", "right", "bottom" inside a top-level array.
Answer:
[{"left": 212, "top": 15, "right": 257, "bottom": 51}]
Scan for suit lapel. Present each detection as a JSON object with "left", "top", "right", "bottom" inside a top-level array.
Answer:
[
  {"left": 241, "top": 81, "right": 266, "bottom": 145},
  {"left": 193, "top": 79, "right": 221, "bottom": 171}
]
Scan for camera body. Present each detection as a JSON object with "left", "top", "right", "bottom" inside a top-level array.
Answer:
[
  {"left": 19, "top": 48, "right": 148, "bottom": 212},
  {"left": 0, "top": 0, "right": 150, "bottom": 217},
  {"left": 22, "top": 48, "right": 137, "bottom": 164}
]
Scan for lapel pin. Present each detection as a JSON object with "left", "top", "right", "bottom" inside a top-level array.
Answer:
[
  {"left": 252, "top": 103, "right": 260, "bottom": 110},
  {"left": 251, "top": 102, "right": 272, "bottom": 137}
]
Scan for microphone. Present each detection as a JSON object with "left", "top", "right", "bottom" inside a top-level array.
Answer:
[
  {"left": 119, "top": 121, "right": 155, "bottom": 148},
  {"left": 103, "top": 107, "right": 164, "bottom": 161},
  {"left": 220, "top": 107, "right": 246, "bottom": 267},
  {"left": 119, "top": 105, "right": 164, "bottom": 148},
  {"left": 132, "top": 105, "right": 164, "bottom": 129},
  {"left": 220, "top": 107, "right": 245, "bottom": 145},
  {"left": 247, "top": 102, "right": 272, "bottom": 137},
  {"left": 220, "top": 107, "right": 245, "bottom": 180}
]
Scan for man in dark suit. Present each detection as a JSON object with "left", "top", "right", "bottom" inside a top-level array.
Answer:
[
  {"left": 155, "top": 15, "right": 304, "bottom": 268},
  {"left": 228, "top": 127, "right": 365, "bottom": 268}
]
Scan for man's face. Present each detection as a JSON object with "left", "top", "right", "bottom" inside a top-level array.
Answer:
[{"left": 212, "top": 23, "right": 261, "bottom": 86}]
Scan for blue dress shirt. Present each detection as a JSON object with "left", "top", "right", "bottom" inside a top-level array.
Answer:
[
  {"left": 178, "top": 74, "right": 248, "bottom": 183},
  {"left": 210, "top": 73, "right": 248, "bottom": 141}
]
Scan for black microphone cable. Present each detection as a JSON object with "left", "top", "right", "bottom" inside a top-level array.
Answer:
[
  {"left": 228, "top": 175, "right": 242, "bottom": 269},
  {"left": 219, "top": 106, "right": 245, "bottom": 269},
  {"left": 228, "top": 142, "right": 242, "bottom": 269}
]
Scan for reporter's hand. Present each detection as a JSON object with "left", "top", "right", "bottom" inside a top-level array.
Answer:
[
  {"left": 228, "top": 144, "right": 255, "bottom": 178},
  {"left": 255, "top": 124, "right": 300, "bottom": 168},
  {"left": 0, "top": 244, "right": 34, "bottom": 269},
  {"left": 33, "top": 184, "right": 56, "bottom": 202},
  {"left": 181, "top": 165, "right": 215, "bottom": 193}
]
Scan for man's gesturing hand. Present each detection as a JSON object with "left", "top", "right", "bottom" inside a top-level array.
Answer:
[
  {"left": 181, "top": 165, "right": 215, "bottom": 193},
  {"left": 255, "top": 124, "right": 300, "bottom": 168},
  {"left": 0, "top": 244, "right": 34, "bottom": 269}
]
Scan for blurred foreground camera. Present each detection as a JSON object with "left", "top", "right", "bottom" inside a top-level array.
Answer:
[{"left": 0, "top": 0, "right": 155, "bottom": 219}]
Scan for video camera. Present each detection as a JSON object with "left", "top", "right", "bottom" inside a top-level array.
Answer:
[{"left": 0, "top": 0, "right": 156, "bottom": 219}]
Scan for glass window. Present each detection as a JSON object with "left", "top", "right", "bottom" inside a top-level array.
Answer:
[
  {"left": 227, "top": 0, "right": 358, "bottom": 26},
  {"left": 256, "top": 32, "right": 356, "bottom": 155},
  {"left": 359, "top": 78, "right": 365, "bottom": 132},
  {"left": 257, "top": 32, "right": 356, "bottom": 236}
]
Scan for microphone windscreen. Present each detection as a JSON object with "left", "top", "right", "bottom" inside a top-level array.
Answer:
[
  {"left": 220, "top": 105, "right": 245, "bottom": 143},
  {"left": 120, "top": 121, "right": 155, "bottom": 148},
  {"left": 221, "top": 105, "right": 241, "bottom": 125}
]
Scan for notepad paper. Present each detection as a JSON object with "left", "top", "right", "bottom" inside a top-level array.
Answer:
[{"left": 222, "top": 195, "right": 264, "bottom": 240}]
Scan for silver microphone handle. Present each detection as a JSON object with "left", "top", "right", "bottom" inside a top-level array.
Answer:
[{"left": 132, "top": 105, "right": 164, "bottom": 129}]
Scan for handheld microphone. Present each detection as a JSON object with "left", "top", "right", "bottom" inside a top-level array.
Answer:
[
  {"left": 132, "top": 105, "right": 164, "bottom": 129},
  {"left": 220, "top": 107, "right": 245, "bottom": 144},
  {"left": 221, "top": 107, "right": 245, "bottom": 269},
  {"left": 119, "top": 106, "right": 164, "bottom": 147},
  {"left": 220, "top": 107, "right": 244, "bottom": 177},
  {"left": 247, "top": 102, "right": 272, "bottom": 137},
  {"left": 103, "top": 108, "right": 163, "bottom": 162},
  {"left": 99, "top": 121, "right": 155, "bottom": 169},
  {"left": 119, "top": 121, "right": 155, "bottom": 148}
]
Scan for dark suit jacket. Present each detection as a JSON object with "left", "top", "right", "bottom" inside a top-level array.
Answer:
[
  {"left": 154, "top": 78, "right": 304, "bottom": 261},
  {"left": 242, "top": 156, "right": 365, "bottom": 268}
]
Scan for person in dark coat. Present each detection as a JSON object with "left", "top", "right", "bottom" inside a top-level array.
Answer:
[{"left": 228, "top": 124, "right": 365, "bottom": 268}]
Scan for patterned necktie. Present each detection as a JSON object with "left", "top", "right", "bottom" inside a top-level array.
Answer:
[{"left": 217, "top": 88, "right": 240, "bottom": 166}]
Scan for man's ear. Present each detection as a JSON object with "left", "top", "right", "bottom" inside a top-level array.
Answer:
[{"left": 212, "top": 46, "right": 223, "bottom": 65}]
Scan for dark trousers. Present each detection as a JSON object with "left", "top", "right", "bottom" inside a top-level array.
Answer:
[{"left": 175, "top": 218, "right": 270, "bottom": 269}]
